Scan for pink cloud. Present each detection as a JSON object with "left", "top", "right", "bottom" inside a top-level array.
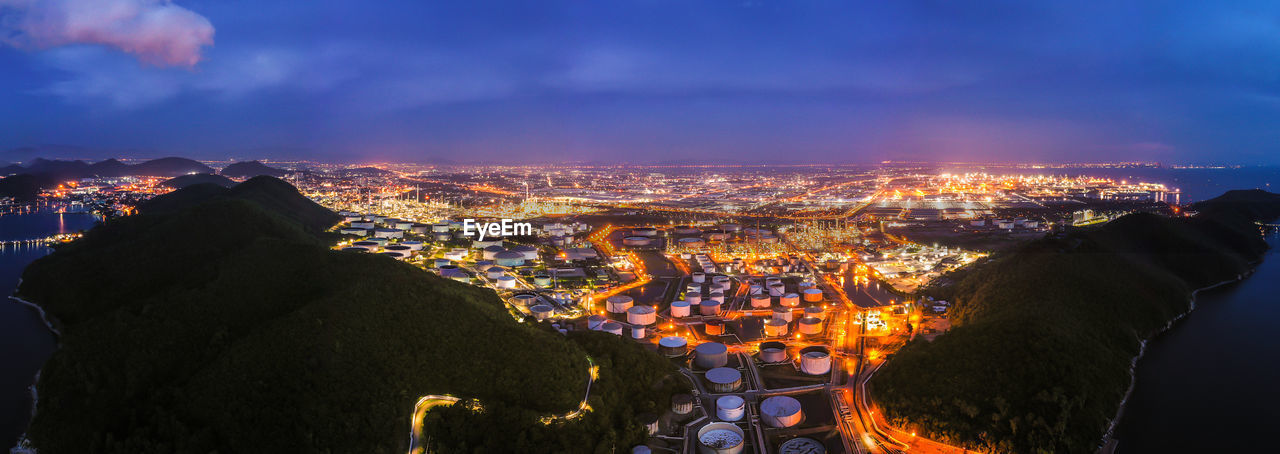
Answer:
[{"left": 0, "top": 0, "right": 214, "bottom": 67}]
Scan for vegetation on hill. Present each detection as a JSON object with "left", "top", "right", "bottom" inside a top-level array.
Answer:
[
  {"left": 160, "top": 173, "right": 236, "bottom": 189},
  {"left": 219, "top": 160, "right": 287, "bottom": 178},
  {"left": 18, "top": 177, "right": 681, "bottom": 453},
  {"left": 872, "top": 190, "right": 1280, "bottom": 453}
]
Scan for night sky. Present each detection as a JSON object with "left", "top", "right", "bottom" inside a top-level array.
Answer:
[{"left": 2, "top": 0, "right": 1278, "bottom": 164}]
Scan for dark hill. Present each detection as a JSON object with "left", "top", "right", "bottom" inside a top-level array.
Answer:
[
  {"left": 339, "top": 166, "right": 393, "bottom": 176},
  {"left": 0, "top": 174, "right": 43, "bottom": 201},
  {"left": 129, "top": 157, "right": 213, "bottom": 177},
  {"left": 160, "top": 173, "right": 235, "bottom": 189},
  {"left": 17, "top": 178, "right": 678, "bottom": 453},
  {"left": 0, "top": 163, "right": 22, "bottom": 176},
  {"left": 87, "top": 158, "right": 130, "bottom": 177},
  {"left": 872, "top": 191, "right": 1280, "bottom": 453},
  {"left": 219, "top": 160, "right": 287, "bottom": 178},
  {"left": 142, "top": 176, "right": 339, "bottom": 232}
]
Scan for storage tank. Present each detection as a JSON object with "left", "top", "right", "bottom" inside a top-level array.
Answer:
[
  {"left": 704, "top": 318, "right": 725, "bottom": 336},
  {"left": 380, "top": 251, "right": 407, "bottom": 260},
  {"left": 631, "top": 227, "right": 659, "bottom": 237},
  {"left": 799, "top": 346, "right": 832, "bottom": 375},
  {"left": 530, "top": 304, "right": 554, "bottom": 321},
  {"left": 802, "top": 288, "right": 824, "bottom": 303},
  {"left": 384, "top": 244, "right": 412, "bottom": 255},
  {"left": 659, "top": 336, "right": 688, "bottom": 357},
  {"left": 708, "top": 291, "right": 725, "bottom": 303},
  {"left": 678, "top": 237, "right": 706, "bottom": 248},
  {"left": 373, "top": 228, "right": 404, "bottom": 239},
  {"left": 351, "top": 240, "right": 380, "bottom": 251},
  {"left": 510, "top": 294, "right": 538, "bottom": 306},
  {"left": 748, "top": 284, "right": 763, "bottom": 295},
  {"left": 340, "top": 246, "right": 367, "bottom": 253},
  {"left": 433, "top": 258, "right": 452, "bottom": 268},
  {"left": 533, "top": 274, "right": 552, "bottom": 287},
  {"left": 672, "top": 393, "right": 695, "bottom": 415},
  {"left": 768, "top": 282, "right": 786, "bottom": 297},
  {"left": 700, "top": 300, "right": 722, "bottom": 316},
  {"left": 368, "top": 237, "right": 389, "bottom": 246},
  {"left": 703, "top": 232, "right": 728, "bottom": 241},
  {"left": 673, "top": 225, "right": 700, "bottom": 235},
  {"left": 627, "top": 305, "right": 657, "bottom": 325},
  {"left": 705, "top": 367, "right": 742, "bottom": 393},
  {"left": 606, "top": 295, "right": 634, "bottom": 313},
  {"left": 692, "top": 272, "right": 706, "bottom": 283},
  {"left": 631, "top": 326, "right": 646, "bottom": 339},
  {"left": 444, "top": 249, "right": 467, "bottom": 260},
  {"left": 715, "top": 396, "right": 746, "bottom": 422},
  {"left": 697, "top": 422, "right": 745, "bottom": 454},
  {"left": 411, "top": 223, "right": 429, "bottom": 234},
  {"left": 764, "top": 318, "right": 789, "bottom": 336},
  {"left": 694, "top": 342, "right": 729, "bottom": 368},
  {"left": 686, "top": 292, "right": 703, "bottom": 305},
  {"left": 400, "top": 240, "right": 425, "bottom": 251},
  {"left": 758, "top": 341, "right": 787, "bottom": 363},
  {"left": 432, "top": 223, "right": 450, "bottom": 233},
  {"left": 587, "top": 314, "right": 607, "bottom": 330},
  {"left": 602, "top": 322, "right": 624, "bottom": 336},
  {"left": 432, "top": 231, "right": 452, "bottom": 242},
  {"left": 623, "top": 236, "right": 652, "bottom": 247},
  {"left": 485, "top": 266, "right": 505, "bottom": 279},
  {"left": 496, "top": 275, "right": 517, "bottom": 289},
  {"left": 670, "top": 300, "right": 691, "bottom": 318},
  {"left": 779, "top": 437, "right": 825, "bottom": 454},
  {"left": 637, "top": 412, "right": 659, "bottom": 435},
  {"left": 339, "top": 227, "right": 367, "bottom": 236},
  {"left": 804, "top": 305, "right": 825, "bottom": 320},
  {"left": 395, "top": 221, "right": 413, "bottom": 230},
  {"left": 512, "top": 245, "right": 539, "bottom": 260},
  {"left": 798, "top": 317, "right": 822, "bottom": 335},
  {"left": 772, "top": 307, "right": 793, "bottom": 322},
  {"left": 712, "top": 275, "right": 730, "bottom": 285},
  {"left": 482, "top": 245, "right": 506, "bottom": 260},
  {"left": 438, "top": 265, "right": 468, "bottom": 281},
  {"left": 780, "top": 293, "right": 800, "bottom": 307},
  {"left": 750, "top": 294, "right": 771, "bottom": 309},
  {"left": 350, "top": 221, "right": 374, "bottom": 229},
  {"left": 760, "top": 396, "right": 803, "bottom": 428},
  {"left": 495, "top": 250, "right": 526, "bottom": 267},
  {"left": 719, "top": 223, "right": 742, "bottom": 232}
]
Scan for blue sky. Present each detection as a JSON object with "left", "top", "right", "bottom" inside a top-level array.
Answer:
[{"left": 2, "top": 0, "right": 1278, "bottom": 164}]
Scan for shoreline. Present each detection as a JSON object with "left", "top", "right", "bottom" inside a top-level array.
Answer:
[
  {"left": 8, "top": 284, "right": 61, "bottom": 454},
  {"left": 1096, "top": 272, "right": 1251, "bottom": 454}
]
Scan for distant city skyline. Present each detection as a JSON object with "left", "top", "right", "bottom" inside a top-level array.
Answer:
[{"left": 3, "top": 1, "right": 1280, "bottom": 164}]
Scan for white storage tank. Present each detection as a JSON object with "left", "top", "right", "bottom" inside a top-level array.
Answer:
[
  {"left": 339, "top": 227, "right": 367, "bottom": 236},
  {"left": 780, "top": 293, "right": 800, "bottom": 307},
  {"left": 511, "top": 294, "right": 538, "bottom": 306},
  {"left": 659, "top": 336, "right": 688, "bottom": 357},
  {"left": 673, "top": 225, "right": 700, "bottom": 235},
  {"left": 698, "top": 422, "right": 745, "bottom": 454},
  {"left": 433, "top": 258, "right": 452, "bottom": 268},
  {"left": 705, "top": 367, "right": 742, "bottom": 393},
  {"left": 631, "top": 227, "right": 659, "bottom": 237},
  {"left": 533, "top": 275, "right": 552, "bottom": 287},
  {"left": 750, "top": 294, "right": 771, "bottom": 309},
  {"left": 758, "top": 341, "right": 787, "bottom": 363},
  {"left": 631, "top": 326, "right": 646, "bottom": 339},
  {"left": 772, "top": 307, "right": 793, "bottom": 322},
  {"left": 768, "top": 282, "right": 786, "bottom": 297},
  {"left": 627, "top": 305, "right": 657, "bottom": 325},
  {"left": 802, "top": 288, "right": 824, "bottom": 303},
  {"left": 686, "top": 292, "right": 703, "bottom": 305},
  {"left": 714, "top": 396, "right": 746, "bottom": 422},
  {"left": 384, "top": 245, "right": 412, "bottom": 256},
  {"left": 602, "top": 322, "right": 624, "bottom": 336},
  {"left": 694, "top": 342, "right": 729, "bottom": 369},
  {"left": 432, "top": 231, "right": 452, "bottom": 242},
  {"left": 700, "top": 300, "right": 722, "bottom": 316},
  {"left": 401, "top": 240, "right": 425, "bottom": 251},
  {"left": 804, "top": 305, "right": 825, "bottom": 320},
  {"left": 373, "top": 228, "right": 404, "bottom": 239},
  {"left": 411, "top": 223, "right": 429, "bottom": 234},
  {"left": 679, "top": 237, "right": 706, "bottom": 248},
  {"left": 764, "top": 318, "right": 789, "bottom": 337},
  {"left": 587, "top": 314, "right": 607, "bottom": 330},
  {"left": 797, "top": 317, "right": 822, "bottom": 335},
  {"left": 380, "top": 251, "right": 407, "bottom": 260},
  {"left": 749, "top": 284, "right": 763, "bottom": 295},
  {"left": 708, "top": 291, "right": 725, "bottom": 303},
  {"left": 670, "top": 300, "right": 691, "bottom": 318},
  {"left": 530, "top": 304, "right": 554, "bottom": 321},
  {"left": 432, "top": 223, "right": 450, "bottom": 233},
  {"left": 760, "top": 396, "right": 803, "bottom": 428},
  {"left": 692, "top": 272, "right": 706, "bottom": 283},
  {"left": 719, "top": 223, "right": 742, "bottom": 232},
  {"left": 482, "top": 245, "right": 506, "bottom": 260},
  {"left": 512, "top": 245, "right": 539, "bottom": 260},
  {"left": 495, "top": 251, "right": 526, "bottom": 267},
  {"left": 351, "top": 240, "right": 380, "bottom": 252},
  {"left": 799, "top": 346, "right": 832, "bottom": 375},
  {"left": 712, "top": 275, "right": 730, "bottom": 285},
  {"left": 350, "top": 221, "right": 374, "bottom": 229},
  {"left": 496, "top": 275, "right": 517, "bottom": 289},
  {"left": 485, "top": 266, "right": 505, "bottom": 280},
  {"left": 606, "top": 295, "right": 635, "bottom": 313},
  {"left": 623, "top": 236, "right": 652, "bottom": 247}
]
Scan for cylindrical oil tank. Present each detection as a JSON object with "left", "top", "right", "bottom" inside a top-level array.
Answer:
[
  {"left": 411, "top": 224, "right": 429, "bottom": 234},
  {"left": 698, "top": 422, "right": 745, "bottom": 454},
  {"left": 799, "top": 346, "right": 832, "bottom": 375},
  {"left": 779, "top": 437, "right": 826, "bottom": 454},
  {"left": 705, "top": 367, "right": 742, "bottom": 393},
  {"left": 401, "top": 240, "right": 425, "bottom": 251},
  {"left": 339, "top": 227, "right": 367, "bottom": 236},
  {"left": 380, "top": 251, "right": 407, "bottom": 260},
  {"left": 798, "top": 281, "right": 816, "bottom": 290},
  {"left": 673, "top": 226, "right": 700, "bottom": 235},
  {"left": 764, "top": 318, "right": 789, "bottom": 337},
  {"left": 623, "top": 236, "right": 652, "bottom": 247},
  {"left": 749, "top": 284, "right": 763, "bottom": 295},
  {"left": 511, "top": 294, "right": 537, "bottom": 306},
  {"left": 486, "top": 266, "right": 505, "bottom": 279},
  {"left": 368, "top": 237, "right": 389, "bottom": 246},
  {"left": 712, "top": 275, "right": 730, "bottom": 285},
  {"left": 720, "top": 223, "right": 741, "bottom": 232},
  {"left": 692, "top": 272, "right": 706, "bottom": 283},
  {"left": 512, "top": 245, "right": 539, "bottom": 260},
  {"left": 607, "top": 295, "right": 634, "bottom": 313},
  {"left": 530, "top": 304, "right": 554, "bottom": 321},
  {"left": 631, "top": 227, "right": 659, "bottom": 237},
  {"left": 482, "top": 245, "right": 506, "bottom": 260},
  {"left": 768, "top": 283, "right": 785, "bottom": 297},
  {"left": 758, "top": 341, "right": 787, "bottom": 363},
  {"left": 765, "top": 276, "right": 782, "bottom": 286},
  {"left": 704, "top": 318, "right": 725, "bottom": 336},
  {"left": 700, "top": 300, "right": 722, "bottom": 316},
  {"left": 631, "top": 326, "right": 646, "bottom": 339},
  {"left": 439, "top": 266, "right": 468, "bottom": 281},
  {"left": 798, "top": 317, "right": 822, "bottom": 335},
  {"left": 659, "top": 336, "right": 688, "bottom": 357},
  {"left": 587, "top": 314, "right": 607, "bottom": 330},
  {"left": 804, "top": 305, "right": 824, "bottom": 319},
  {"left": 602, "top": 322, "right": 624, "bottom": 336},
  {"left": 772, "top": 307, "right": 793, "bottom": 322},
  {"left": 694, "top": 342, "right": 729, "bottom": 369},
  {"left": 679, "top": 237, "right": 706, "bottom": 248},
  {"left": 670, "top": 300, "right": 691, "bottom": 318},
  {"left": 627, "top": 305, "right": 657, "bottom": 325},
  {"left": 495, "top": 251, "right": 525, "bottom": 267},
  {"left": 780, "top": 293, "right": 800, "bottom": 307},
  {"left": 533, "top": 275, "right": 552, "bottom": 287},
  {"left": 352, "top": 240, "right": 380, "bottom": 251},
  {"left": 708, "top": 291, "right": 725, "bottom": 303},
  {"left": 432, "top": 223, "right": 450, "bottom": 233},
  {"left": 715, "top": 396, "right": 746, "bottom": 422},
  {"left": 750, "top": 294, "right": 771, "bottom": 309},
  {"left": 802, "top": 288, "right": 824, "bottom": 303},
  {"left": 711, "top": 282, "right": 730, "bottom": 293},
  {"left": 704, "top": 232, "right": 728, "bottom": 241},
  {"left": 496, "top": 275, "right": 517, "bottom": 289},
  {"left": 385, "top": 245, "right": 413, "bottom": 255},
  {"left": 686, "top": 292, "right": 703, "bottom": 305},
  {"left": 432, "top": 231, "right": 452, "bottom": 242},
  {"left": 637, "top": 412, "right": 659, "bottom": 435},
  {"left": 351, "top": 221, "right": 375, "bottom": 229},
  {"left": 672, "top": 393, "right": 695, "bottom": 415},
  {"left": 760, "top": 396, "right": 803, "bottom": 428}
]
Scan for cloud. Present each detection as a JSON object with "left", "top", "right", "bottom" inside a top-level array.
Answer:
[{"left": 0, "top": 0, "right": 213, "bottom": 67}]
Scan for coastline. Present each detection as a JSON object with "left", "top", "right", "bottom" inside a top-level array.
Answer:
[
  {"left": 8, "top": 283, "right": 60, "bottom": 454},
  {"left": 1096, "top": 272, "right": 1251, "bottom": 454}
]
